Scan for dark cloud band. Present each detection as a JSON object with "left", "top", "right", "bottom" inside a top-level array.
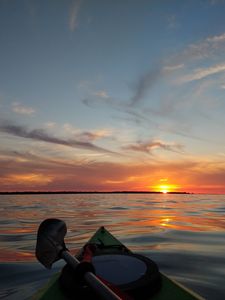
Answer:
[{"left": 0, "top": 122, "right": 115, "bottom": 154}]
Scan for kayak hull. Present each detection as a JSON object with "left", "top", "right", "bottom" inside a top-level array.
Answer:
[{"left": 33, "top": 227, "right": 204, "bottom": 300}]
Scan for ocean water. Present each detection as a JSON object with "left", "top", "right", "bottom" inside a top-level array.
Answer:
[{"left": 0, "top": 193, "right": 225, "bottom": 299}]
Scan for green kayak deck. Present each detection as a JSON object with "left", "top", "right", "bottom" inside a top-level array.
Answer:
[{"left": 33, "top": 227, "right": 204, "bottom": 300}]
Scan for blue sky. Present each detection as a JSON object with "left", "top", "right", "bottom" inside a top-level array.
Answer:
[{"left": 1, "top": 0, "right": 225, "bottom": 193}]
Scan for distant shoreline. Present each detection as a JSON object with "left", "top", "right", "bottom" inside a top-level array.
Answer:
[{"left": 0, "top": 191, "right": 191, "bottom": 195}]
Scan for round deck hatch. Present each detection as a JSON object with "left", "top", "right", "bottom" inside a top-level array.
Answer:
[{"left": 92, "top": 254, "right": 147, "bottom": 285}]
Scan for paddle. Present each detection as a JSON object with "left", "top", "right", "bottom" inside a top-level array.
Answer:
[{"left": 35, "top": 218, "right": 122, "bottom": 300}]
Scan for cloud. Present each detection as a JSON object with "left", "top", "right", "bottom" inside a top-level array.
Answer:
[
  {"left": 0, "top": 122, "right": 116, "bottom": 154},
  {"left": 4, "top": 173, "right": 53, "bottom": 185},
  {"left": 82, "top": 32, "right": 225, "bottom": 107},
  {"left": 44, "top": 122, "right": 57, "bottom": 129},
  {"left": 12, "top": 102, "right": 35, "bottom": 115},
  {"left": 163, "top": 64, "right": 184, "bottom": 72},
  {"left": 130, "top": 67, "right": 162, "bottom": 105},
  {"left": 172, "top": 32, "right": 225, "bottom": 64},
  {"left": 77, "top": 130, "right": 112, "bottom": 142},
  {"left": 130, "top": 32, "right": 225, "bottom": 102},
  {"left": 181, "top": 63, "right": 225, "bottom": 83},
  {"left": 1, "top": 151, "right": 225, "bottom": 193},
  {"left": 63, "top": 123, "right": 113, "bottom": 141},
  {"left": 69, "top": 0, "right": 82, "bottom": 32},
  {"left": 93, "top": 90, "right": 110, "bottom": 99},
  {"left": 81, "top": 33, "right": 225, "bottom": 142},
  {"left": 82, "top": 95, "right": 115, "bottom": 109},
  {"left": 82, "top": 91, "right": 209, "bottom": 143},
  {"left": 123, "top": 139, "right": 184, "bottom": 154},
  {"left": 206, "top": 32, "right": 225, "bottom": 42},
  {"left": 78, "top": 80, "right": 92, "bottom": 89}
]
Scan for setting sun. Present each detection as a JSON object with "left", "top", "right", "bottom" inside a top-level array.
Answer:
[
  {"left": 151, "top": 181, "right": 180, "bottom": 193},
  {"left": 158, "top": 185, "right": 170, "bottom": 193},
  {"left": 161, "top": 187, "right": 168, "bottom": 193}
]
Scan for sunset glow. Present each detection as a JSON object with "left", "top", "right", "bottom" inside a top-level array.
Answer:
[{"left": 151, "top": 183, "right": 179, "bottom": 194}]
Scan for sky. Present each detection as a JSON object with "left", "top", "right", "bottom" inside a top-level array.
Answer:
[{"left": 1, "top": 0, "right": 225, "bottom": 193}]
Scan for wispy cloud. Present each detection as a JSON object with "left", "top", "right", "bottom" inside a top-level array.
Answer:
[
  {"left": 1, "top": 150, "right": 225, "bottom": 192},
  {"left": 130, "top": 67, "right": 162, "bottom": 105},
  {"left": 181, "top": 63, "right": 225, "bottom": 83},
  {"left": 82, "top": 91, "right": 210, "bottom": 143},
  {"left": 81, "top": 32, "right": 225, "bottom": 143},
  {"left": 69, "top": 0, "right": 82, "bottom": 32},
  {"left": 129, "top": 32, "right": 225, "bottom": 95},
  {"left": 0, "top": 122, "right": 116, "bottom": 154},
  {"left": 206, "top": 32, "right": 225, "bottom": 42},
  {"left": 11, "top": 102, "right": 35, "bottom": 115},
  {"left": 82, "top": 95, "right": 115, "bottom": 108},
  {"left": 123, "top": 139, "right": 184, "bottom": 154},
  {"left": 63, "top": 123, "right": 112, "bottom": 141},
  {"left": 44, "top": 122, "right": 57, "bottom": 129},
  {"left": 4, "top": 173, "right": 53, "bottom": 185},
  {"left": 77, "top": 130, "right": 112, "bottom": 142},
  {"left": 163, "top": 64, "right": 184, "bottom": 72},
  {"left": 172, "top": 32, "right": 225, "bottom": 64},
  {"left": 93, "top": 90, "right": 110, "bottom": 99}
]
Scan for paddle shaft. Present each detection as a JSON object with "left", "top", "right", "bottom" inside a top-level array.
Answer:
[{"left": 61, "top": 250, "right": 122, "bottom": 300}]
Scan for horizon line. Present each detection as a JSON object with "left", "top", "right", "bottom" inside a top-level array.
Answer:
[{"left": 0, "top": 190, "right": 193, "bottom": 195}]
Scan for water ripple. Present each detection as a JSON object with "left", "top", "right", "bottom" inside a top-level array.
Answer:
[{"left": 0, "top": 193, "right": 225, "bottom": 299}]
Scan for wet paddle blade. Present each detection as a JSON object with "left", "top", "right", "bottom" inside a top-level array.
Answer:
[{"left": 36, "top": 218, "right": 67, "bottom": 269}]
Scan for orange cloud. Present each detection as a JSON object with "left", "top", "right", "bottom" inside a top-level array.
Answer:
[
  {"left": 1, "top": 173, "right": 53, "bottom": 186},
  {"left": 123, "top": 139, "right": 184, "bottom": 154},
  {"left": 0, "top": 151, "right": 225, "bottom": 193}
]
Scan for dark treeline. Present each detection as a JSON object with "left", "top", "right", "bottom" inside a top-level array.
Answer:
[{"left": 0, "top": 191, "right": 190, "bottom": 195}]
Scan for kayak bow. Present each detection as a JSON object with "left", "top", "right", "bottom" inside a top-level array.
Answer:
[{"left": 34, "top": 222, "right": 204, "bottom": 300}]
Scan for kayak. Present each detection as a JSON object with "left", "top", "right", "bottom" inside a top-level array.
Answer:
[{"left": 33, "top": 226, "right": 204, "bottom": 300}]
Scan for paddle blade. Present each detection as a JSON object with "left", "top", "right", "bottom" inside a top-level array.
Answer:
[{"left": 36, "top": 218, "right": 67, "bottom": 269}]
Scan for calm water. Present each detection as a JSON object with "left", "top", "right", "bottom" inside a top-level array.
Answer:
[{"left": 0, "top": 193, "right": 225, "bottom": 299}]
